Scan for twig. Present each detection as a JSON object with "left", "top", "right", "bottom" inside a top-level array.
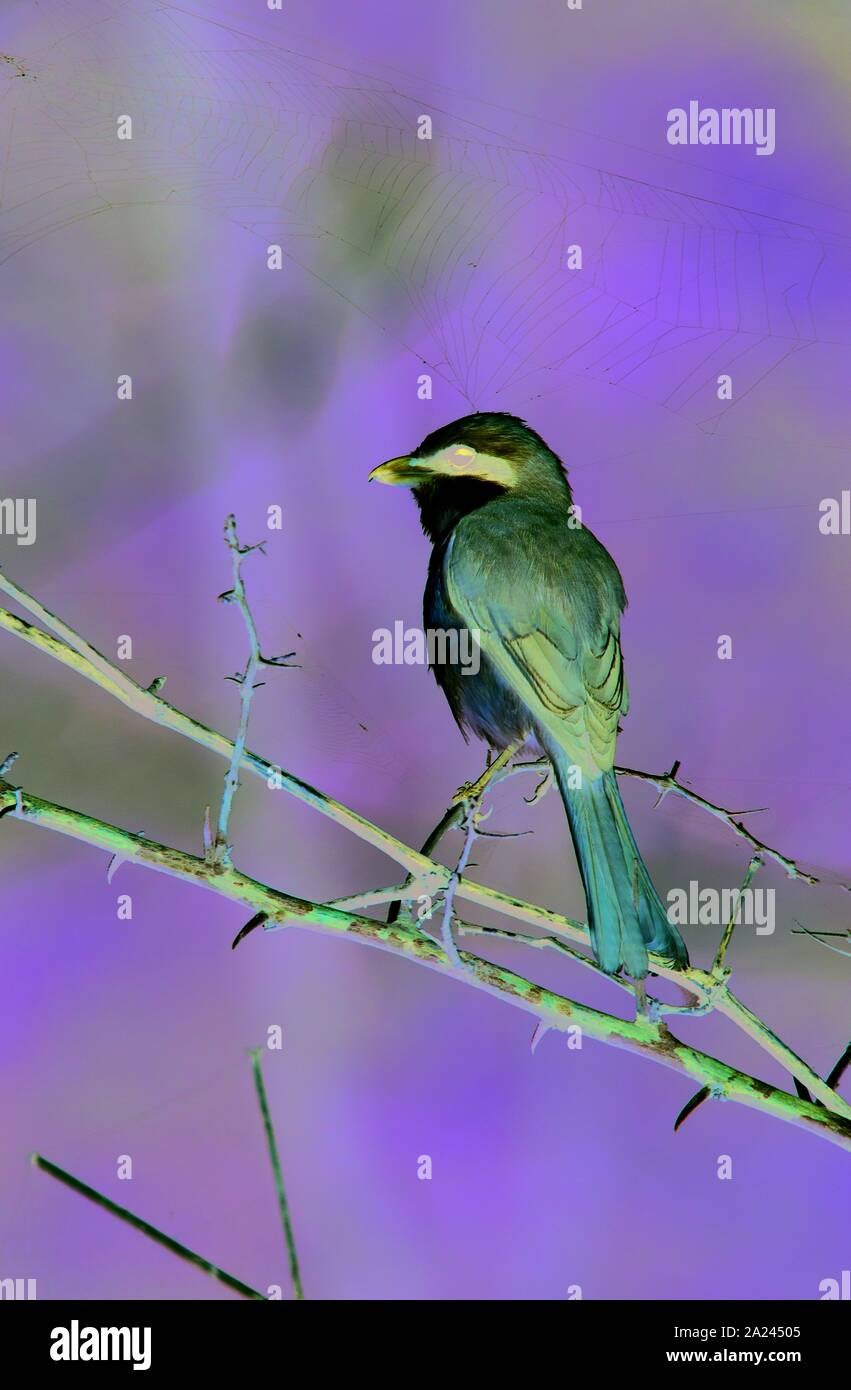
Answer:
[
  {"left": 615, "top": 760, "right": 836, "bottom": 889},
  {"left": 250, "top": 1049, "right": 304, "bottom": 1301},
  {"left": 3, "top": 778, "right": 850, "bottom": 1148},
  {"left": 386, "top": 803, "right": 465, "bottom": 925},
  {"left": 792, "top": 920, "right": 851, "bottom": 959},
  {"left": 713, "top": 851, "right": 763, "bottom": 974},
  {"left": 439, "top": 799, "right": 481, "bottom": 968},
  {"left": 31, "top": 1154, "right": 266, "bottom": 1300},
  {"left": 457, "top": 921, "right": 634, "bottom": 992},
  {"left": 213, "top": 518, "right": 263, "bottom": 865}
]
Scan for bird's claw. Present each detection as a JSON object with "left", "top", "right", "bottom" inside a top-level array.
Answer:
[
  {"left": 452, "top": 778, "right": 483, "bottom": 805},
  {"left": 524, "top": 766, "right": 554, "bottom": 804}
]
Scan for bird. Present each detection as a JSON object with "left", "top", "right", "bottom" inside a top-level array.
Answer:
[{"left": 369, "top": 411, "right": 688, "bottom": 979}]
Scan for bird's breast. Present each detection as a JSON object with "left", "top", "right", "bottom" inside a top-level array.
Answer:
[{"left": 423, "top": 540, "right": 533, "bottom": 750}]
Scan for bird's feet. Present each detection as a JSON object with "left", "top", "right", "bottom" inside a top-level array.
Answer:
[
  {"left": 523, "top": 763, "right": 554, "bottom": 804},
  {"left": 452, "top": 774, "right": 487, "bottom": 805},
  {"left": 451, "top": 738, "right": 526, "bottom": 804}
]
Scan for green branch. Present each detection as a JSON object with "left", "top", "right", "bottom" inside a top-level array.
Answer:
[
  {"left": 1, "top": 564, "right": 849, "bottom": 1135},
  {"left": 2, "top": 777, "right": 850, "bottom": 1152}
]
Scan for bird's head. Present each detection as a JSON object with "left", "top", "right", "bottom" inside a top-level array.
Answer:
[{"left": 369, "top": 412, "right": 571, "bottom": 540}]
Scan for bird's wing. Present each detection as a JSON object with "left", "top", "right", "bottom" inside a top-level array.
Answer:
[{"left": 445, "top": 522, "right": 626, "bottom": 777}]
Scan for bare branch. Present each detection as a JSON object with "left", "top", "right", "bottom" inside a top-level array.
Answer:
[
  {"left": 212, "top": 516, "right": 266, "bottom": 866},
  {"left": 713, "top": 851, "right": 763, "bottom": 974}
]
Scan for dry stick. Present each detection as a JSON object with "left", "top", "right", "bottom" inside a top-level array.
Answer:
[
  {"left": 614, "top": 759, "right": 834, "bottom": 889},
  {"left": 456, "top": 922, "right": 711, "bottom": 1015},
  {"left": 677, "top": 852, "right": 768, "bottom": 1125},
  {"left": 249, "top": 1049, "right": 304, "bottom": 1301},
  {"left": 31, "top": 1154, "right": 266, "bottom": 1300},
  {"left": 3, "top": 780, "right": 851, "bottom": 1152},
  {"left": 0, "top": 582, "right": 434, "bottom": 879},
  {"left": 212, "top": 518, "right": 265, "bottom": 863},
  {"left": 0, "top": 580, "right": 847, "bottom": 1115},
  {"left": 713, "top": 851, "right": 764, "bottom": 975},
  {"left": 439, "top": 798, "right": 483, "bottom": 968},
  {"left": 386, "top": 802, "right": 463, "bottom": 925},
  {"left": 791, "top": 920, "right": 851, "bottom": 959},
  {"left": 212, "top": 517, "right": 296, "bottom": 863}
]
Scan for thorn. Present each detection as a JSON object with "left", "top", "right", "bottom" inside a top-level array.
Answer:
[
  {"left": 674, "top": 1085, "right": 711, "bottom": 1132},
  {"left": 146, "top": 676, "right": 167, "bottom": 694},
  {"left": 106, "top": 852, "right": 131, "bottom": 883},
  {"left": 259, "top": 651, "right": 298, "bottom": 666},
  {"left": 530, "top": 1020, "right": 550, "bottom": 1054},
  {"left": 668, "top": 759, "right": 681, "bottom": 781},
  {"left": 232, "top": 911, "right": 269, "bottom": 949},
  {"left": 217, "top": 589, "right": 237, "bottom": 604}
]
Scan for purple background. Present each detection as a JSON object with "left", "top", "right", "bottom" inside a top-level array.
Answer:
[{"left": 0, "top": 0, "right": 849, "bottom": 1299}]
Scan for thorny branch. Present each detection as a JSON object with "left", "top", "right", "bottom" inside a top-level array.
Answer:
[
  {"left": 210, "top": 515, "right": 295, "bottom": 865},
  {"left": 1, "top": 775, "right": 849, "bottom": 1153},
  {"left": 0, "top": 541, "right": 849, "bottom": 1154}
]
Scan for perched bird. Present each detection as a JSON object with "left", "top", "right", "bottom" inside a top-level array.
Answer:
[{"left": 369, "top": 412, "right": 688, "bottom": 979}]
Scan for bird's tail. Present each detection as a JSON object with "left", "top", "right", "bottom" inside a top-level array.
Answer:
[{"left": 551, "top": 752, "right": 688, "bottom": 978}]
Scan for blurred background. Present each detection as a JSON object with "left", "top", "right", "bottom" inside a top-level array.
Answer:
[{"left": 0, "top": 0, "right": 849, "bottom": 1299}]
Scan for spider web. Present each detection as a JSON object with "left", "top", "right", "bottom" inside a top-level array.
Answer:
[{"left": 2, "top": 0, "right": 847, "bottom": 428}]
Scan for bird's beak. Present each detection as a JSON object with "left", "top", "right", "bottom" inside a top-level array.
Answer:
[{"left": 368, "top": 455, "right": 423, "bottom": 487}]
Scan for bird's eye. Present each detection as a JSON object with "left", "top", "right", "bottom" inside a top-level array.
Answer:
[{"left": 453, "top": 446, "right": 474, "bottom": 463}]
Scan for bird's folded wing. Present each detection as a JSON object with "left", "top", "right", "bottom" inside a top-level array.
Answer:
[{"left": 446, "top": 550, "right": 625, "bottom": 778}]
